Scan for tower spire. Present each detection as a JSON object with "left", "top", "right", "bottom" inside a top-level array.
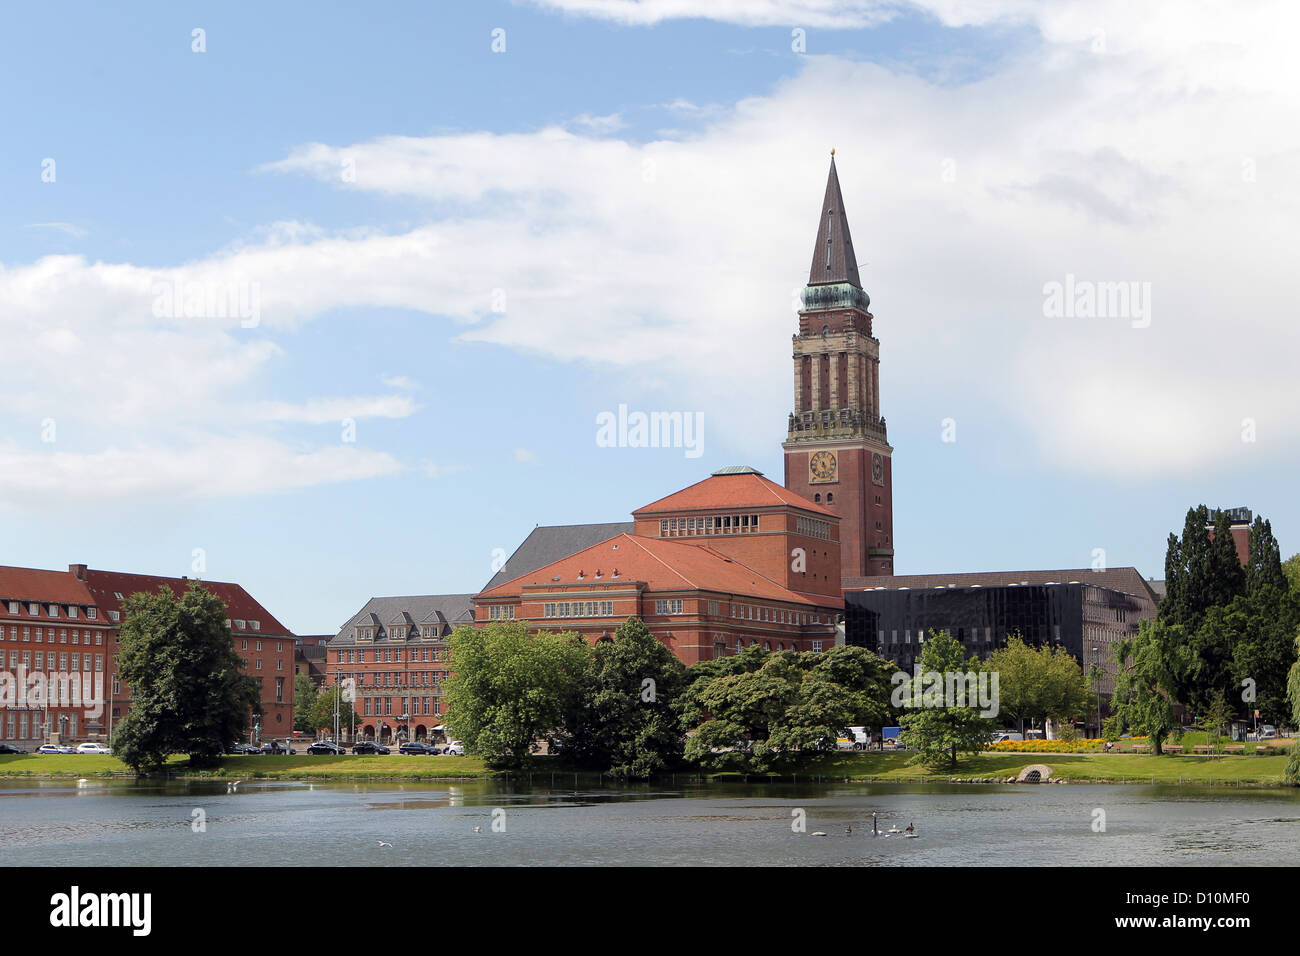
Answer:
[{"left": 808, "top": 155, "right": 862, "bottom": 289}]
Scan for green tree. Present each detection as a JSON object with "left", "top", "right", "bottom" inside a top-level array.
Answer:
[
  {"left": 309, "top": 685, "right": 361, "bottom": 736},
  {"left": 1281, "top": 553, "right": 1300, "bottom": 594},
  {"left": 679, "top": 644, "right": 894, "bottom": 773},
  {"left": 558, "top": 617, "right": 686, "bottom": 779},
  {"left": 1111, "top": 620, "right": 1198, "bottom": 755},
  {"left": 444, "top": 622, "right": 589, "bottom": 768},
  {"left": 990, "top": 635, "right": 1091, "bottom": 735},
  {"left": 1200, "top": 691, "right": 1235, "bottom": 749},
  {"left": 897, "top": 632, "right": 998, "bottom": 770},
  {"left": 1285, "top": 635, "right": 1300, "bottom": 785},
  {"left": 1246, "top": 517, "right": 1287, "bottom": 595},
  {"left": 113, "top": 583, "right": 261, "bottom": 773},
  {"left": 1161, "top": 506, "right": 1246, "bottom": 630},
  {"left": 293, "top": 674, "right": 319, "bottom": 733}
]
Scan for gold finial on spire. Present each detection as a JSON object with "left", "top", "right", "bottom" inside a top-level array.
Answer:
[{"left": 831, "top": 148, "right": 835, "bottom": 156}]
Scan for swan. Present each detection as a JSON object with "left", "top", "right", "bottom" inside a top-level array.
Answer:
[
  {"left": 377, "top": 840, "right": 392, "bottom": 847},
  {"left": 811, "top": 831, "right": 827, "bottom": 837}
]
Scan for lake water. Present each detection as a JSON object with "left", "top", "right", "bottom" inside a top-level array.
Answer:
[{"left": 2, "top": 779, "right": 1298, "bottom": 866}]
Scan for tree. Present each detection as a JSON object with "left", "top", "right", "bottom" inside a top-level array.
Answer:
[
  {"left": 558, "top": 617, "right": 686, "bottom": 779},
  {"left": 444, "top": 622, "right": 589, "bottom": 768},
  {"left": 1200, "top": 691, "right": 1235, "bottom": 749},
  {"left": 1282, "top": 553, "right": 1300, "bottom": 594},
  {"left": 679, "top": 644, "right": 895, "bottom": 773},
  {"left": 990, "top": 635, "right": 1090, "bottom": 735},
  {"left": 113, "top": 583, "right": 261, "bottom": 773},
  {"left": 309, "top": 685, "right": 361, "bottom": 737},
  {"left": 1110, "top": 620, "right": 1198, "bottom": 755},
  {"left": 897, "top": 632, "right": 998, "bottom": 770},
  {"left": 1286, "top": 635, "right": 1300, "bottom": 786},
  {"left": 293, "top": 674, "right": 319, "bottom": 733},
  {"left": 1246, "top": 518, "right": 1287, "bottom": 595}
]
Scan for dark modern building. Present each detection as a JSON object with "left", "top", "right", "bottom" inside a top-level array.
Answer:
[{"left": 844, "top": 569, "right": 1160, "bottom": 729}]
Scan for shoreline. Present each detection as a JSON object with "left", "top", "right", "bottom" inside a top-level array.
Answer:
[{"left": 2, "top": 751, "right": 1294, "bottom": 789}]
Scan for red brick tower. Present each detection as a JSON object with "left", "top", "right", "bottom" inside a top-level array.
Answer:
[{"left": 782, "top": 154, "right": 895, "bottom": 579}]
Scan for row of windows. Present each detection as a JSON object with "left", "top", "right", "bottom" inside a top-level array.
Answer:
[
  {"left": 337, "top": 646, "right": 445, "bottom": 664},
  {"left": 354, "top": 671, "right": 446, "bottom": 686},
  {"left": 797, "top": 516, "right": 831, "bottom": 540},
  {"left": 5, "top": 650, "right": 105, "bottom": 671},
  {"left": 713, "top": 638, "right": 825, "bottom": 655},
  {"left": 731, "top": 604, "right": 828, "bottom": 626},
  {"left": 654, "top": 599, "right": 683, "bottom": 615},
  {"left": 237, "top": 640, "right": 285, "bottom": 653},
  {"left": 354, "top": 625, "right": 445, "bottom": 641},
  {"left": 362, "top": 697, "right": 442, "bottom": 717},
  {"left": 544, "top": 601, "right": 615, "bottom": 618},
  {"left": 3, "top": 712, "right": 80, "bottom": 738},
  {"left": 3, "top": 626, "right": 104, "bottom": 646},
  {"left": 3, "top": 600, "right": 98, "bottom": 621},
  {"left": 225, "top": 618, "right": 261, "bottom": 631},
  {"left": 488, "top": 605, "right": 516, "bottom": 620},
  {"left": 658, "top": 514, "right": 762, "bottom": 537}
]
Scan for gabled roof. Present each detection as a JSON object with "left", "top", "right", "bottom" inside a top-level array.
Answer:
[
  {"left": 843, "top": 568, "right": 1160, "bottom": 606},
  {"left": 479, "top": 533, "right": 840, "bottom": 608},
  {"left": 482, "top": 521, "right": 635, "bottom": 590},
  {"left": 333, "top": 594, "right": 476, "bottom": 644},
  {"left": 808, "top": 155, "right": 862, "bottom": 289},
  {"left": 633, "top": 470, "right": 834, "bottom": 517},
  {"left": 81, "top": 568, "right": 296, "bottom": 636},
  {"left": 0, "top": 565, "right": 97, "bottom": 606}
]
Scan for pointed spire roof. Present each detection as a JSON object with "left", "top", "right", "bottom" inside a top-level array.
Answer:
[{"left": 808, "top": 153, "right": 862, "bottom": 288}]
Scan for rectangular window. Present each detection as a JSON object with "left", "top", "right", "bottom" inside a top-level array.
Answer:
[
  {"left": 87, "top": 607, "right": 97, "bottom": 620},
  {"left": 654, "top": 599, "right": 683, "bottom": 615},
  {"left": 275, "top": 677, "right": 284, "bottom": 703},
  {"left": 48, "top": 605, "right": 59, "bottom": 618},
  {"left": 68, "top": 606, "right": 79, "bottom": 619}
]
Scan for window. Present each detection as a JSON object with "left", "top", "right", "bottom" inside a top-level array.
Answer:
[
  {"left": 6, "top": 601, "right": 16, "bottom": 614},
  {"left": 68, "top": 606, "right": 79, "bottom": 619},
  {"left": 812, "top": 641, "right": 824, "bottom": 653},
  {"left": 255, "top": 641, "right": 263, "bottom": 651},
  {"left": 109, "top": 610, "right": 120, "bottom": 622},
  {"left": 488, "top": 605, "right": 516, "bottom": 620},
  {"left": 48, "top": 605, "right": 59, "bottom": 618},
  {"left": 28, "top": 603, "right": 39, "bottom": 615},
  {"left": 255, "top": 659, "right": 263, "bottom": 671},
  {"left": 250, "top": 621, "right": 260, "bottom": 631},
  {"left": 235, "top": 620, "right": 246, "bottom": 630},
  {"left": 275, "top": 677, "right": 284, "bottom": 703},
  {"left": 654, "top": 599, "right": 683, "bottom": 615}
]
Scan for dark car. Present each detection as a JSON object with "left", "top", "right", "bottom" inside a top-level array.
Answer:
[
  {"left": 352, "top": 741, "right": 390, "bottom": 755},
  {"left": 399, "top": 741, "right": 439, "bottom": 755},
  {"left": 306, "top": 741, "right": 347, "bottom": 755},
  {"left": 0, "top": 743, "right": 28, "bottom": 755},
  {"left": 259, "top": 741, "right": 295, "bottom": 755},
  {"left": 229, "top": 743, "right": 260, "bottom": 756}
]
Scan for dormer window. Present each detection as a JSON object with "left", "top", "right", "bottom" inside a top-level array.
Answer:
[
  {"left": 48, "top": 605, "right": 59, "bottom": 618},
  {"left": 87, "top": 608, "right": 97, "bottom": 620},
  {"left": 69, "top": 606, "right": 79, "bottom": 619},
  {"left": 109, "top": 610, "right": 120, "bottom": 622},
  {"left": 113, "top": 593, "right": 123, "bottom": 601},
  {"left": 235, "top": 620, "right": 246, "bottom": 630},
  {"left": 250, "top": 620, "right": 260, "bottom": 631},
  {"left": 28, "top": 603, "right": 39, "bottom": 615},
  {"left": 7, "top": 602, "right": 17, "bottom": 614}
]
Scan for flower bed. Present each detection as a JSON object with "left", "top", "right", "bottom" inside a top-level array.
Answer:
[{"left": 985, "top": 738, "right": 1104, "bottom": 753}]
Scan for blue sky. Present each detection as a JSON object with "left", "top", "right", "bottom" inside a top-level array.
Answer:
[{"left": 2, "top": 1, "right": 1297, "bottom": 635}]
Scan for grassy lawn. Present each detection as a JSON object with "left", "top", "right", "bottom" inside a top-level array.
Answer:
[{"left": 1, "top": 749, "right": 1292, "bottom": 786}]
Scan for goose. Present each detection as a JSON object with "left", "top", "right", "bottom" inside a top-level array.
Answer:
[
  {"left": 904, "top": 822, "right": 917, "bottom": 838},
  {"left": 845, "top": 825, "right": 852, "bottom": 836}
]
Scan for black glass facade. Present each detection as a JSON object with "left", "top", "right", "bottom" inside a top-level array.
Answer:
[{"left": 844, "top": 584, "right": 1088, "bottom": 673}]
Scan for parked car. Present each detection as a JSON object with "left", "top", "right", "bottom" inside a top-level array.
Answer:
[
  {"left": 835, "top": 726, "right": 870, "bottom": 750},
  {"left": 352, "top": 741, "right": 390, "bottom": 755},
  {"left": 229, "top": 743, "right": 261, "bottom": 755},
  {"left": 259, "top": 741, "right": 295, "bottom": 755},
  {"left": 0, "top": 744, "right": 28, "bottom": 754},
  {"left": 75, "top": 742, "right": 112, "bottom": 754},
  {"left": 990, "top": 732, "right": 1024, "bottom": 744},
  {"left": 37, "top": 744, "right": 72, "bottom": 754},
  {"left": 399, "top": 741, "right": 439, "bottom": 755},
  {"left": 1260, "top": 725, "right": 1278, "bottom": 738},
  {"left": 306, "top": 740, "right": 347, "bottom": 755},
  {"left": 443, "top": 740, "right": 465, "bottom": 756}
]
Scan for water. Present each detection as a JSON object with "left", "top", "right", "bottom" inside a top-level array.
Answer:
[{"left": 2, "top": 779, "right": 1298, "bottom": 866}]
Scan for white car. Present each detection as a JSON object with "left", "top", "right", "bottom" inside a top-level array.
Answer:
[
  {"left": 37, "top": 744, "right": 72, "bottom": 754},
  {"left": 443, "top": 740, "right": 465, "bottom": 756},
  {"left": 76, "top": 742, "right": 112, "bottom": 754}
]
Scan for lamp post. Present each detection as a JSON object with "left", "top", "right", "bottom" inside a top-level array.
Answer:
[{"left": 1092, "top": 646, "right": 1102, "bottom": 738}]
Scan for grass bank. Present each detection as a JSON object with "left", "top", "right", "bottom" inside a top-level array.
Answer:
[{"left": 1, "top": 750, "right": 1292, "bottom": 786}]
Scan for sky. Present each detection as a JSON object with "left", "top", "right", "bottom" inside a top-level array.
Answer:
[{"left": 2, "top": 0, "right": 1297, "bottom": 636}]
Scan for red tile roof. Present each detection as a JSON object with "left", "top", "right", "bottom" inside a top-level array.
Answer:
[
  {"left": 0, "top": 565, "right": 96, "bottom": 605},
  {"left": 479, "top": 533, "right": 841, "bottom": 608},
  {"left": 82, "top": 569, "right": 295, "bottom": 637},
  {"left": 633, "top": 471, "right": 834, "bottom": 517}
]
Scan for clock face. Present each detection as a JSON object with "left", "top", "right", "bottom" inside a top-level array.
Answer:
[
  {"left": 809, "top": 450, "right": 838, "bottom": 484},
  {"left": 872, "top": 452, "right": 884, "bottom": 484}
]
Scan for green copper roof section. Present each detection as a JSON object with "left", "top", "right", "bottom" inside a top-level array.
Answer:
[{"left": 711, "top": 465, "right": 764, "bottom": 476}]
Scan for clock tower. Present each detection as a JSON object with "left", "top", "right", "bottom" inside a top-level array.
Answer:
[{"left": 782, "top": 155, "right": 895, "bottom": 579}]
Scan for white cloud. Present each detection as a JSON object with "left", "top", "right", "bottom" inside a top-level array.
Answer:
[
  {"left": 0, "top": 439, "right": 401, "bottom": 508},
  {"left": 251, "top": 396, "right": 420, "bottom": 425},
  {"left": 515, "top": 448, "right": 538, "bottom": 464},
  {"left": 5, "top": 0, "right": 1298, "bottom": 493}
]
